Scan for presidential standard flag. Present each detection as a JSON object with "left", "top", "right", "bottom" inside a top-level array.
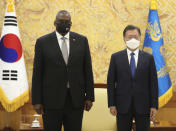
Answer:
[
  {"left": 143, "top": 0, "right": 172, "bottom": 108},
  {"left": 0, "top": 0, "right": 29, "bottom": 112}
]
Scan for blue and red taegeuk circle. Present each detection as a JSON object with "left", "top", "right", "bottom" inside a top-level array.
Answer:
[{"left": 0, "top": 33, "right": 22, "bottom": 63}]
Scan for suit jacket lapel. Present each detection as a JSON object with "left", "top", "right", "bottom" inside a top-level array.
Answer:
[
  {"left": 134, "top": 50, "right": 143, "bottom": 78},
  {"left": 67, "top": 32, "right": 76, "bottom": 65},
  {"left": 50, "top": 32, "right": 66, "bottom": 65},
  {"left": 122, "top": 49, "right": 132, "bottom": 78}
]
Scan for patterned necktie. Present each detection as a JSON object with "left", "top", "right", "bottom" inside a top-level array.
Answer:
[
  {"left": 61, "top": 37, "right": 68, "bottom": 64},
  {"left": 130, "top": 52, "right": 136, "bottom": 77}
]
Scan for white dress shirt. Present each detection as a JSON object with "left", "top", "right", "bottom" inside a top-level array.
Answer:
[
  {"left": 127, "top": 48, "right": 139, "bottom": 68},
  {"left": 55, "top": 31, "right": 70, "bottom": 55}
]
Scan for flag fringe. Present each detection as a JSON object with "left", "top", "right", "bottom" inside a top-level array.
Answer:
[
  {"left": 159, "top": 86, "right": 173, "bottom": 108},
  {"left": 0, "top": 87, "right": 29, "bottom": 112}
]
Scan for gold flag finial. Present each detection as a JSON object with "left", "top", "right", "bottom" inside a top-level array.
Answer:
[
  {"left": 6, "top": 0, "right": 15, "bottom": 12},
  {"left": 150, "top": 0, "right": 157, "bottom": 10}
]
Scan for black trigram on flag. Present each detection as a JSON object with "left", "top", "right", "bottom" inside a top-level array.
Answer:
[
  {"left": 4, "top": 16, "right": 17, "bottom": 27},
  {"left": 2, "top": 70, "right": 18, "bottom": 81}
]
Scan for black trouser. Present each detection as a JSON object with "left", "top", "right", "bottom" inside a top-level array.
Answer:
[
  {"left": 42, "top": 89, "right": 84, "bottom": 131},
  {"left": 116, "top": 99, "right": 150, "bottom": 131}
]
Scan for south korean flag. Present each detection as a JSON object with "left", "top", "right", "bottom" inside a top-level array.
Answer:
[{"left": 0, "top": 0, "right": 29, "bottom": 112}]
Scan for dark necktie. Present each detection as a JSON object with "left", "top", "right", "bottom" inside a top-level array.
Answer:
[{"left": 130, "top": 52, "right": 136, "bottom": 77}]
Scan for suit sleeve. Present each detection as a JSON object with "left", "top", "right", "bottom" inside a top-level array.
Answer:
[
  {"left": 107, "top": 54, "right": 116, "bottom": 107},
  {"left": 32, "top": 39, "right": 43, "bottom": 105},
  {"left": 84, "top": 37, "right": 95, "bottom": 102},
  {"left": 150, "top": 55, "right": 158, "bottom": 109}
]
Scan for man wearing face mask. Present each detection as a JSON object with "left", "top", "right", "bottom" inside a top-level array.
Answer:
[
  {"left": 32, "top": 10, "right": 94, "bottom": 131},
  {"left": 107, "top": 25, "right": 158, "bottom": 131}
]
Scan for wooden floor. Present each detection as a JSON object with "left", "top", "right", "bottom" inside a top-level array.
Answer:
[
  {"left": 1, "top": 120, "right": 175, "bottom": 131},
  {"left": 132, "top": 121, "right": 176, "bottom": 131}
]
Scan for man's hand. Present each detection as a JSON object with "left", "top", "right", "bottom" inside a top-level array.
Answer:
[
  {"left": 150, "top": 108, "right": 157, "bottom": 121},
  {"left": 84, "top": 100, "right": 93, "bottom": 111},
  {"left": 110, "top": 106, "right": 117, "bottom": 116},
  {"left": 33, "top": 104, "right": 43, "bottom": 114}
]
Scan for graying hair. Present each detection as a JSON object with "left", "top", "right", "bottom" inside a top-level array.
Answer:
[{"left": 56, "top": 10, "right": 71, "bottom": 19}]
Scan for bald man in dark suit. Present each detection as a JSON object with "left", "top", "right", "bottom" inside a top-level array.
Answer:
[{"left": 32, "top": 10, "right": 94, "bottom": 131}]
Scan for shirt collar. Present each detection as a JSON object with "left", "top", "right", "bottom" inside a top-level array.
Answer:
[
  {"left": 127, "top": 48, "right": 139, "bottom": 56},
  {"left": 55, "top": 31, "right": 70, "bottom": 40}
]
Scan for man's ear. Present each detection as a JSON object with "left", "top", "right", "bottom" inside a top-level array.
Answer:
[
  {"left": 123, "top": 37, "right": 126, "bottom": 43},
  {"left": 137, "top": 36, "right": 141, "bottom": 41},
  {"left": 54, "top": 20, "right": 56, "bottom": 27}
]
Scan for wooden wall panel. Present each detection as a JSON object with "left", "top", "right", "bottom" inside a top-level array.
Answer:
[{"left": 0, "top": 110, "right": 21, "bottom": 130}]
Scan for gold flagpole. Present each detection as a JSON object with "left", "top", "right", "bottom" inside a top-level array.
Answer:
[{"left": 3, "top": 1, "right": 15, "bottom": 130}]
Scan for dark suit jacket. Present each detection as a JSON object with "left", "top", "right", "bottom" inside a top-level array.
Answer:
[
  {"left": 32, "top": 31, "right": 94, "bottom": 109},
  {"left": 107, "top": 49, "right": 158, "bottom": 114}
]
